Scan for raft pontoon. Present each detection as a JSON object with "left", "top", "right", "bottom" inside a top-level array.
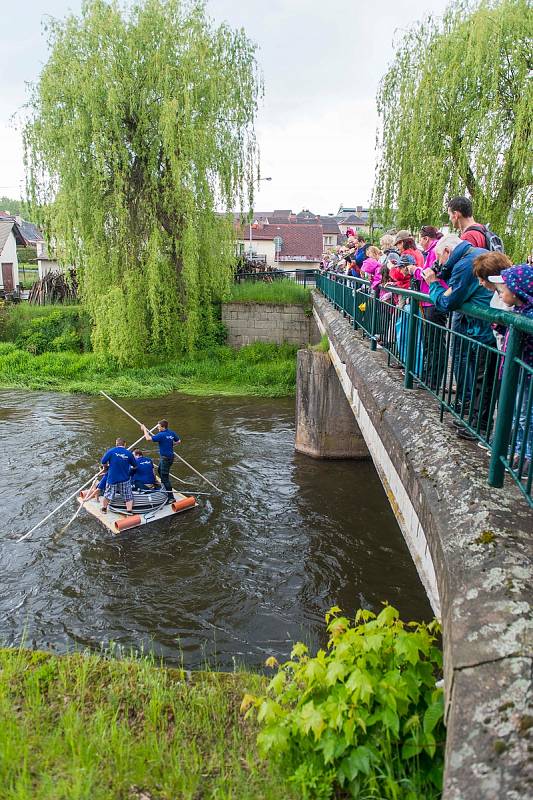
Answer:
[{"left": 77, "top": 487, "right": 197, "bottom": 533}]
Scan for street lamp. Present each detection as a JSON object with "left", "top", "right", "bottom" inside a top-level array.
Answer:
[{"left": 249, "top": 177, "right": 272, "bottom": 256}]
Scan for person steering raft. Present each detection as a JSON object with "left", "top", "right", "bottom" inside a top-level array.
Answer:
[
  {"left": 140, "top": 419, "right": 181, "bottom": 503},
  {"left": 100, "top": 437, "right": 137, "bottom": 514}
]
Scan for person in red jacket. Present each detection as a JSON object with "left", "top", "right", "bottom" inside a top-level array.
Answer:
[{"left": 393, "top": 230, "right": 424, "bottom": 268}]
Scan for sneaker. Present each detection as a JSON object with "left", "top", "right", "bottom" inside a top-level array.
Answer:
[
  {"left": 512, "top": 455, "right": 531, "bottom": 477},
  {"left": 477, "top": 441, "right": 490, "bottom": 452},
  {"left": 457, "top": 428, "right": 477, "bottom": 442}
]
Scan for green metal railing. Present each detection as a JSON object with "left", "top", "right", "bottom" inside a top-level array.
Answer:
[{"left": 317, "top": 270, "right": 533, "bottom": 507}]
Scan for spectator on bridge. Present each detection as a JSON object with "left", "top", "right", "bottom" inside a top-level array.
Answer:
[
  {"left": 407, "top": 227, "right": 448, "bottom": 391},
  {"left": 423, "top": 234, "right": 497, "bottom": 441},
  {"left": 393, "top": 231, "right": 424, "bottom": 269},
  {"left": 472, "top": 252, "right": 513, "bottom": 349},
  {"left": 489, "top": 265, "right": 533, "bottom": 474},
  {"left": 361, "top": 247, "right": 383, "bottom": 291},
  {"left": 447, "top": 196, "right": 488, "bottom": 249},
  {"left": 447, "top": 196, "right": 504, "bottom": 254},
  {"left": 379, "top": 234, "right": 402, "bottom": 268},
  {"left": 409, "top": 226, "right": 447, "bottom": 301},
  {"left": 354, "top": 234, "right": 370, "bottom": 269}
]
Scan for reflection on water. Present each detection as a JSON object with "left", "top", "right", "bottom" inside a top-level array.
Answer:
[{"left": 0, "top": 390, "right": 432, "bottom": 668}]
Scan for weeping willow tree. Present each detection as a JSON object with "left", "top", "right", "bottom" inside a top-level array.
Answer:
[
  {"left": 373, "top": 0, "right": 532, "bottom": 259},
  {"left": 24, "top": 0, "right": 260, "bottom": 364}
]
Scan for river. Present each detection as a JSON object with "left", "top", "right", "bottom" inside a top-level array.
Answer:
[{"left": 0, "top": 390, "right": 432, "bottom": 669}]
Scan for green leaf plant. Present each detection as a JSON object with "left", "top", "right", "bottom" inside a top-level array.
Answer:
[{"left": 243, "top": 605, "right": 445, "bottom": 799}]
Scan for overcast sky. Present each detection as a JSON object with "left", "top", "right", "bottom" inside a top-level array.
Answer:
[{"left": 0, "top": 0, "right": 450, "bottom": 215}]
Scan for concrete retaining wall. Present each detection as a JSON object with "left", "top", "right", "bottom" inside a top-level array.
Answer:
[
  {"left": 222, "top": 302, "right": 318, "bottom": 348},
  {"left": 311, "top": 292, "right": 533, "bottom": 800}
]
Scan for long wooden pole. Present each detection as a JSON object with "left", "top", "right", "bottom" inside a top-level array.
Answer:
[
  {"left": 18, "top": 425, "right": 158, "bottom": 543},
  {"left": 99, "top": 391, "right": 223, "bottom": 494}
]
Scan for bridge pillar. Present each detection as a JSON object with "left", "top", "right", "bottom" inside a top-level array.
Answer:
[{"left": 295, "top": 349, "right": 369, "bottom": 459}]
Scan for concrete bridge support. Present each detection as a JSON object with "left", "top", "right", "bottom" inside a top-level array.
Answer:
[{"left": 295, "top": 349, "right": 369, "bottom": 459}]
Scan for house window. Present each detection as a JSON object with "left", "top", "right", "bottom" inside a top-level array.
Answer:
[{"left": 324, "top": 236, "right": 333, "bottom": 246}]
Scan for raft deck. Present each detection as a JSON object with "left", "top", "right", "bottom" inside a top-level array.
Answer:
[{"left": 77, "top": 490, "right": 197, "bottom": 534}]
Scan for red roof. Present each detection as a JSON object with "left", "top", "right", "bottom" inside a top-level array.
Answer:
[
  {"left": 235, "top": 222, "right": 323, "bottom": 259},
  {"left": 263, "top": 223, "right": 323, "bottom": 259}
]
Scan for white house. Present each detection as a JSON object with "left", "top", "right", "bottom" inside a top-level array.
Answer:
[
  {"left": 0, "top": 220, "right": 23, "bottom": 293},
  {"left": 36, "top": 240, "right": 61, "bottom": 279}
]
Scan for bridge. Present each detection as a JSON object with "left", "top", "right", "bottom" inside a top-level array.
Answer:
[{"left": 296, "top": 275, "right": 532, "bottom": 800}]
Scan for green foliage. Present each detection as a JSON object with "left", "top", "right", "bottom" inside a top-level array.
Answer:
[
  {"left": 229, "top": 279, "right": 312, "bottom": 307},
  {"left": 374, "top": 0, "right": 533, "bottom": 260},
  {"left": 244, "top": 606, "right": 444, "bottom": 799},
  {"left": 312, "top": 334, "right": 330, "bottom": 353},
  {"left": 24, "top": 0, "right": 261, "bottom": 365},
  {"left": 0, "top": 342, "right": 298, "bottom": 397},
  {"left": 0, "top": 647, "right": 296, "bottom": 799},
  {"left": 0, "top": 197, "right": 27, "bottom": 216},
  {"left": 0, "top": 304, "right": 91, "bottom": 354},
  {"left": 17, "top": 246, "right": 37, "bottom": 263}
]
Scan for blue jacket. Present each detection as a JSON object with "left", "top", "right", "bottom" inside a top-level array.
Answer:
[{"left": 429, "top": 241, "right": 494, "bottom": 343}]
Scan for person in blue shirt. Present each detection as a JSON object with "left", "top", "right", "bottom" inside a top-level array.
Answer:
[
  {"left": 131, "top": 449, "right": 158, "bottom": 491},
  {"left": 140, "top": 419, "right": 181, "bottom": 503},
  {"left": 100, "top": 437, "right": 137, "bottom": 513},
  {"left": 423, "top": 234, "right": 498, "bottom": 441},
  {"left": 81, "top": 470, "right": 108, "bottom": 504}
]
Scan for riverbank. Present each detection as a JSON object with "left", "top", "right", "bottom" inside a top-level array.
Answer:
[
  {"left": 0, "top": 647, "right": 295, "bottom": 800},
  {"left": 0, "top": 341, "right": 298, "bottom": 397}
]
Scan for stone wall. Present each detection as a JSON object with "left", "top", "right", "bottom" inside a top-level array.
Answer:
[
  {"left": 222, "top": 302, "right": 319, "bottom": 348},
  {"left": 311, "top": 291, "right": 533, "bottom": 800}
]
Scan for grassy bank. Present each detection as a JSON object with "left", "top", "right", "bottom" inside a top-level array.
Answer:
[
  {"left": 229, "top": 279, "right": 311, "bottom": 307},
  {"left": 0, "top": 647, "right": 295, "bottom": 800},
  {"left": 0, "top": 341, "right": 298, "bottom": 397}
]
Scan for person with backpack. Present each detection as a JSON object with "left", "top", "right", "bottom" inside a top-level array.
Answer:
[{"left": 447, "top": 196, "right": 504, "bottom": 252}]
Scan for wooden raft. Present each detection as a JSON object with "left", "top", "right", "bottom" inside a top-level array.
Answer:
[{"left": 77, "top": 490, "right": 197, "bottom": 534}]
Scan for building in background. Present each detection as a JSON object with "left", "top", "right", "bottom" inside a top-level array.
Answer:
[
  {"left": 0, "top": 218, "right": 24, "bottom": 293},
  {"left": 234, "top": 205, "right": 371, "bottom": 260},
  {"left": 235, "top": 221, "right": 323, "bottom": 269}
]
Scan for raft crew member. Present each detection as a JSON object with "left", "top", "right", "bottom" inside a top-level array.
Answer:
[
  {"left": 131, "top": 449, "right": 158, "bottom": 491},
  {"left": 100, "top": 437, "right": 137, "bottom": 513},
  {"left": 82, "top": 469, "right": 108, "bottom": 504},
  {"left": 140, "top": 419, "right": 181, "bottom": 503}
]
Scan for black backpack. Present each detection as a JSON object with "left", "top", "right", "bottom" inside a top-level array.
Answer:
[{"left": 465, "top": 224, "right": 505, "bottom": 253}]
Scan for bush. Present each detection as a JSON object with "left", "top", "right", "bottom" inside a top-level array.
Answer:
[
  {"left": 243, "top": 606, "right": 444, "bottom": 799},
  {"left": 1, "top": 306, "right": 91, "bottom": 354}
]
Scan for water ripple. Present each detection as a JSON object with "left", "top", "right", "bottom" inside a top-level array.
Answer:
[{"left": 0, "top": 390, "right": 431, "bottom": 668}]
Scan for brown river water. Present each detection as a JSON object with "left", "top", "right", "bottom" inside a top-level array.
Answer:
[{"left": 0, "top": 390, "right": 432, "bottom": 669}]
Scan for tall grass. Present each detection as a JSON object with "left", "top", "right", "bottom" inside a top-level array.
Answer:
[
  {"left": 0, "top": 647, "right": 296, "bottom": 800},
  {"left": 0, "top": 341, "right": 298, "bottom": 397},
  {"left": 229, "top": 279, "right": 311, "bottom": 307}
]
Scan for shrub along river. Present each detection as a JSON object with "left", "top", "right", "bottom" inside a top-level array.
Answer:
[{"left": 0, "top": 390, "right": 432, "bottom": 669}]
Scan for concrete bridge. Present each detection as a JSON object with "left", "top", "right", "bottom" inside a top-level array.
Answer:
[{"left": 295, "top": 291, "right": 532, "bottom": 800}]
